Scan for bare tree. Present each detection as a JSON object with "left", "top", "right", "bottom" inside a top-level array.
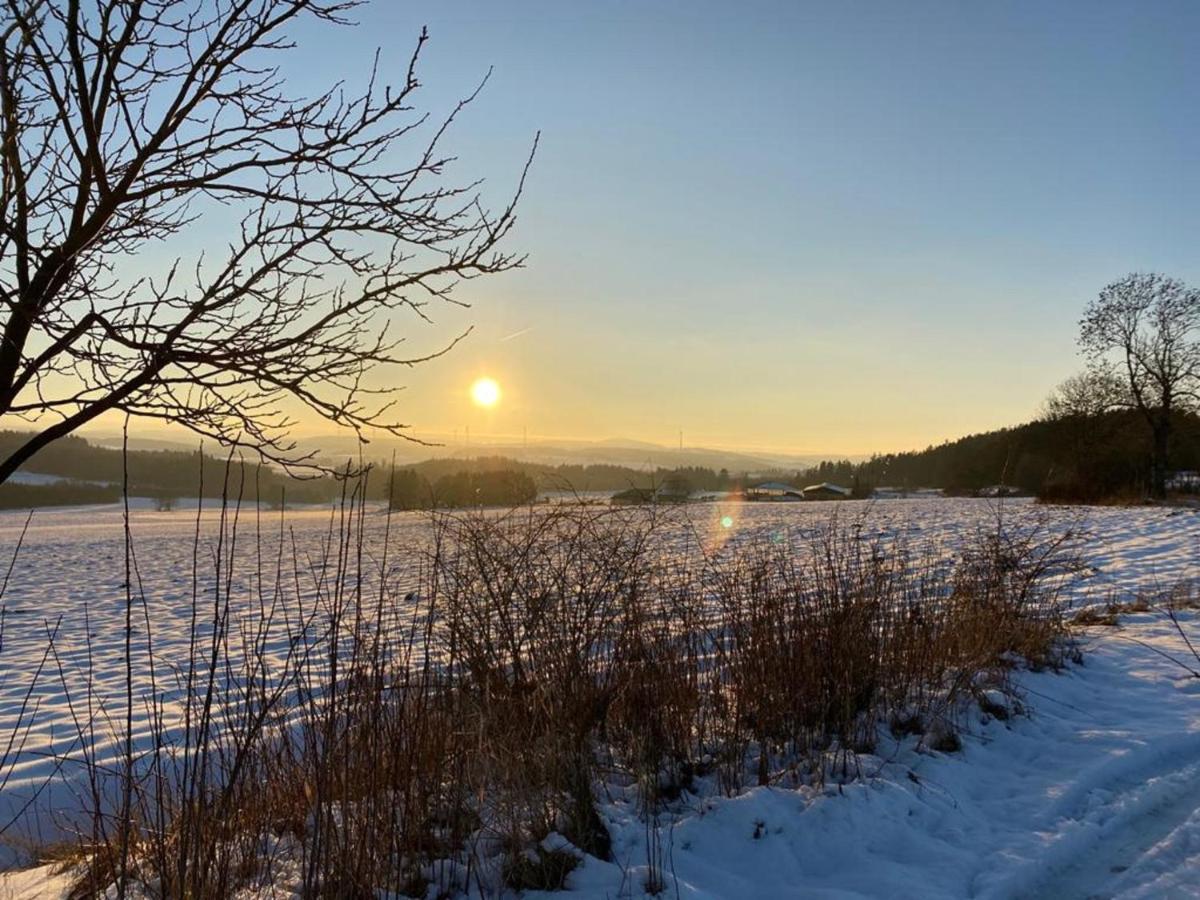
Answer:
[
  {"left": 1041, "top": 369, "right": 1127, "bottom": 423},
  {"left": 1079, "top": 273, "right": 1200, "bottom": 498},
  {"left": 0, "top": 0, "right": 535, "bottom": 483}
]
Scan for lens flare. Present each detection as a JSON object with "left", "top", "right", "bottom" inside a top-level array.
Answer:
[
  {"left": 703, "top": 508, "right": 739, "bottom": 554},
  {"left": 470, "top": 377, "right": 501, "bottom": 408}
]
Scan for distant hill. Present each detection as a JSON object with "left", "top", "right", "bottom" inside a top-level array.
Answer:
[
  {"left": 84, "top": 428, "right": 848, "bottom": 473},
  {"left": 0, "top": 432, "right": 764, "bottom": 506},
  {"left": 88, "top": 434, "right": 207, "bottom": 453},
  {"left": 294, "top": 433, "right": 838, "bottom": 475},
  {"left": 0, "top": 432, "right": 336, "bottom": 505}
]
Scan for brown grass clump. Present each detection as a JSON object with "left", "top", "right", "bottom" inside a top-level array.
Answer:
[
  {"left": 1073, "top": 606, "right": 1122, "bottom": 626},
  {"left": 1072, "top": 594, "right": 1158, "bottom": 627}
]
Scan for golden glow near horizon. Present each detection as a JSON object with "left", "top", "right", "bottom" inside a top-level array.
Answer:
[{"left": 470, "top": 377, "right": 501, "bottom": 408}]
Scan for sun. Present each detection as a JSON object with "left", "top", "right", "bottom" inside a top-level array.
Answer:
[{"left": 470, "top": 376, "right": 501, "bottom": 408}]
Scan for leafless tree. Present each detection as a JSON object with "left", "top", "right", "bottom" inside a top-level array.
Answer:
[
  {"left": 1079, "top": 273, "right": 1200, "bottom": 498},
  {"left": 1041, "top": 369, "right": 1127, "bottom": 423},
  {"left": 0, "top": 0, "right": 535, "bottom": 483}
]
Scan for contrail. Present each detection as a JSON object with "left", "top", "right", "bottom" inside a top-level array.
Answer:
[{"left": 498, "top": 326, "right": 533, "bottom": 343}]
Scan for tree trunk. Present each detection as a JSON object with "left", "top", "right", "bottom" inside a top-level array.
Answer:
[{"left": 1150, "top": 418, "right": 1171, "bottom": 500}]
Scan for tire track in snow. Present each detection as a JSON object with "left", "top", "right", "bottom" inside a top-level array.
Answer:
[{"left": 975, "top": 731, "right": 1200, "bottom": 899}]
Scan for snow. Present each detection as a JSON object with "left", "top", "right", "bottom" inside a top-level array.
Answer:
[
  {"left": 2, "top": 472, "right": 70, "bottom": 487},
  {"left": 545, "top": 609, "right": 1200, "bottom": 899},
  {"left": 0, "top": 498, "right": 1197, "bottom": 897},
  {"left": 0, "top": 864, "right": 73, "bottom": 899},
  {"left": 3, "top": 470, "right": 117, "bottom": 488}
]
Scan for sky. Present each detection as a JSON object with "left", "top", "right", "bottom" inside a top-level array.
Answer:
[{"left": 109, "top": 1, "right": 1200, "bottom": 456}]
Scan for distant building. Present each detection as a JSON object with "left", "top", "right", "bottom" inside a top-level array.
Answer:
[
  {"left": 801, "top": 482, "right": 851, "bottom": 500},
  {"left": 747, "top": 481, "right": 804, "bottom": 501}
]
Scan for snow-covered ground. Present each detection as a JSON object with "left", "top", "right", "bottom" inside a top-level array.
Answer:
[
  {"left": 3, "top": 471, "right": 70, "bottom": 487},
  {"left": 554, "top": 610, "right": 1200, "bottom": 899},
  {"left": 0, "top": 498, "right": 1196, "bottom": 897},
  {"left": 3, "top": 470, "right": 117, "bottom": 488}
]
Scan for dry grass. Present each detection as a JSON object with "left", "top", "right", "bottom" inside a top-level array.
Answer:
[
  {"left": 0, "top": 474, "right": 1080, "bottom": 897},
  {"left": 1069, "top": 589, "right": 1195, "bottom": 627}
]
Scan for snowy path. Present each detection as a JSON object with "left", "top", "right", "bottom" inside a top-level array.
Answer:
[
  {"left": 964, "top": 617, "right": 1200, "bottom": 900},
  {"left": 978, "top": 732, "right": 1200, "bottom": 899},
  {"left": 1022, "top": 755, "right": 1200, "bottom": 899}
]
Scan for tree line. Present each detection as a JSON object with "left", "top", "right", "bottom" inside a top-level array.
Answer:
[{"left": 795, "top": 410, "right": 1200, "bottom": 501}]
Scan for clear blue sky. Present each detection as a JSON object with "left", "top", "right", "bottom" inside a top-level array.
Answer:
[{"left": 282, "top": 1, "right": 1198, "bottom": 454}]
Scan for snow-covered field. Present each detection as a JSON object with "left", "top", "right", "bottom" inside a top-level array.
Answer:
[{"left": 0, "top": 497, "right": 1196, "bottom": 898}]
